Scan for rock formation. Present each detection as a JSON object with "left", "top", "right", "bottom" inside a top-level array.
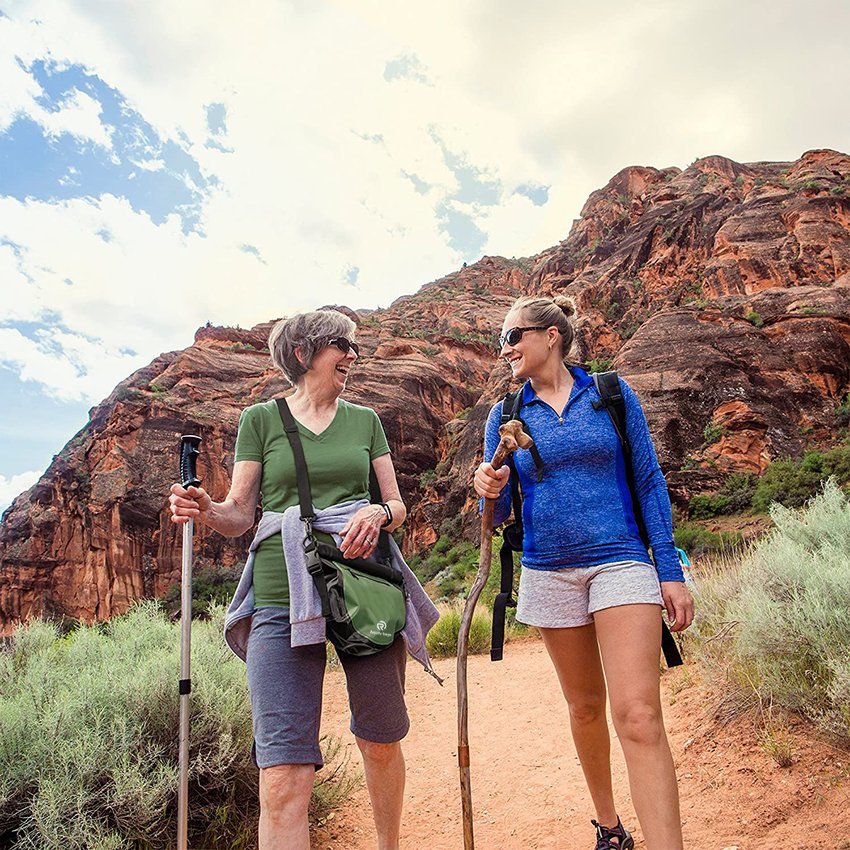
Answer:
[{"left": 2, "top": 150, "right": 849, "bottom": 630}]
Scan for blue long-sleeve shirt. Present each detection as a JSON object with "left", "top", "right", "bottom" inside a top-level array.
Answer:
[{"left": 483, "top": 367, "right": 684, "bottom": 582}]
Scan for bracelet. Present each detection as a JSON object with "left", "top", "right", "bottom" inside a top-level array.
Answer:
[{"left": 379, "top": 502, "right": 393, "bottom": 528}]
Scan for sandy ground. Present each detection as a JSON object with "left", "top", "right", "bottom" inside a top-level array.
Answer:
[{"left": 310, "top": 638, "right": 850, "bottom": 850}]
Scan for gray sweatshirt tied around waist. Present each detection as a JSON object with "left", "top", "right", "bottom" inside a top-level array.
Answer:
[{"left": 224, "top": 499, "right": 442, "bottom": 682}]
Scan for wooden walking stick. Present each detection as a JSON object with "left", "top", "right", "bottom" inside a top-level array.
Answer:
[{"left": 457, "top": 419, "right": 534, "bottom": 850}]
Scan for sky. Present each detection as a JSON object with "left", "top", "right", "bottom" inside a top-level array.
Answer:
[{"left": 0, "top": 0, "right": 849, "bottom": 513}]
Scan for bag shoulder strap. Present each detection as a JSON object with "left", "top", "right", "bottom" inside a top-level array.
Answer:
[
  {"left": 275, "top": 398, "right": 331, "bottom": 614},
  {"left": 276, "top": 397, "right": 392, "bottom": 565},
  {"left": 275, "top": 397, "right": 315, "bottom": 521}
]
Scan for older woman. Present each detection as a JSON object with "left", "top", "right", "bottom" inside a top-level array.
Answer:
[
  {"left": 474, "top": 295, "right": 694, "bottom": 850},
  {"left": 169, "top": 308, "right": 438, "bottom": 850}
]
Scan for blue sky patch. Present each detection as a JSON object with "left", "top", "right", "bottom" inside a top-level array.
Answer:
[
  {"left": 343, "top": 265, "right": 360, "bottom": 286},
  {"left": 206, "top": 102, "right": 227, "bottom": 136},
  {"left": 0, "top": 60, "right": 212, "bottom": 233},
  {"left": 514, "top": 182, "right": 550, "bottom": 206},
  {"left": 240, "top": 243, "right": 265, "bottom": 263},
  {"left": 354, "top": 130, "right": 384, "bottom": 146},
  {"left": 402, "top": 170, "right": 431, "bottom": 195},
  {"left": 383, "top": 54, "right": 429, "bottom": 84},
  {"left": 431, "top": 131, "right": 502, "bottom": 206},
  {"left": 0, "top": 367, "right": 90, "bottom": 478},
  {"left": 436, "top": 200, "right": 486, "bottom": 258}
]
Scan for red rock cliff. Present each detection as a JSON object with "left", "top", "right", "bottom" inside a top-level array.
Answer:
[{"left": 1, "top": 150, "right": 849, "bottom": 630}]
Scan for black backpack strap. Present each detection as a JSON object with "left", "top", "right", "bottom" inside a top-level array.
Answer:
[
  {"left": 275, "top": 398, "right": 330, "bottom": 616},
  {"left": 491, "top": 527, "right": 521, "bottom": 661},
  {"left": 591, "top": 372, "right": 683, "bottom": 668},
  {"left": 501, "top": 388, "right": 544, "bottom": 480},
  {"left": 491, "top": 390, "right": 526, "bottom": 661}
]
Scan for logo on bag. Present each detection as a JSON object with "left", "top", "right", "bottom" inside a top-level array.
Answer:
[{"left": 368, "top": 619, "right": 391, "bottom": 638}]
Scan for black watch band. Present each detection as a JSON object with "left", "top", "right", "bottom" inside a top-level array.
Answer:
[{"left": 379, "top": 502, "right": 393, "bottom": 527}]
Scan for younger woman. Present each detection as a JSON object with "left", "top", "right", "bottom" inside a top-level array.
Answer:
[{"left": 473, "top": 295, "right": 693, "bottom": 850}]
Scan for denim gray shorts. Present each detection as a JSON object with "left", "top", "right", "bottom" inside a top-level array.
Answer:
[
  {"left": 515, "top": 560, "right": 663, "bottom": 628},
  {"left": 246, "top": 606, "right": 409, "bottom": 769}
]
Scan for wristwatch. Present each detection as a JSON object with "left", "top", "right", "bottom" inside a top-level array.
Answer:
[{"left": 379, "top": 502, "right": 393, "bottom": 527}]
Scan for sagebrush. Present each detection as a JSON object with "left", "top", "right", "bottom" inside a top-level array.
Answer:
[
  {"left": 0, "top": 603, "right": 359, "bottom": 849},
  {"left": 689, "top": 479, "right": 850, "bottom": 740}
]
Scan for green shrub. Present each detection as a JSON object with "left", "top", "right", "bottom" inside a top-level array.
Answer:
[
  {"left": 432, "top": 535, "right": 453, "bottom": 555},
  {"left": 725, "top": 480, "right": 850, "bottom": 739},
  {"left": 689, "top": 472, "right": 757, "bottom": 519},
  {"left": 751, "top": 449, "right": 850, "bottom": 512},
  {"left": 433, "top": 541, "right": 480, "bottom": 597},
  {"left": 587, "top": 358, "right": 613, "bottom": 374},
  {"left": 161, "top": 564, "right": 242, "bottom": 618},
  {"left": 718, "top": 472, "right": 756, "bottom": 512},
  {"left": 688, "top": 493, "right": 731, "bottom": 519},
  {"left": 835, "top": 394, "right": 850, "bottom": 427},
  {"left": 673, "top": 521, "right": 742, "bottom": 557},
  {"left": 745, "top": 311, "right": 764, "bottom": 328},
  {"left": 426, "top": 604, "right": 491, "bottom": 658},
  {"left": 0, "top": 604, "right": 358, "bottom": 849},
  {"left": 702, "top": 422, "right": 725, "bottom": 445},
  {"left": 823, "top": 443, "right": 850, "bottom": 481}
]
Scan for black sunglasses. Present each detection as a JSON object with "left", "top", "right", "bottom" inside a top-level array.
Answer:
[
  {"left": 327, "top": 337, "right": 360, "bottom": 357},
  {"left": 499, "top": 326, "right": 550, "bottom": 348}
]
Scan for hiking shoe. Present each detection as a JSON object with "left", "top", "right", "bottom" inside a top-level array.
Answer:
[{"left": 592, "top": 817, "right": 635, "bottom": 850}]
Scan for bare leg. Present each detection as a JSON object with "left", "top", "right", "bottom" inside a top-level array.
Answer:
[
  {"left": 539, "top": 624, "right": 619, "bottom": 828},
  {"left": 594, "top": 604, "right": 683, "bottom": 850},
  {"left": 356, "top": 738, "right": 405, "bottom": 850},
  {"left": 258, "top": 763, "right": 315, "bottom": 850}
]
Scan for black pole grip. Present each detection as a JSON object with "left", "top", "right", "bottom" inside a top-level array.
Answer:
[{"left": 179, "top": 435, "right": 202, "bottom": 489}]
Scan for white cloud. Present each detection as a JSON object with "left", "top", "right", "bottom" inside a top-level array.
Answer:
[
  {"left": 0, "top": 325, "right": 143, "bottom": 402},
  {"left": 0, "top": 469, "right": 40, "bottom": 514},
  {"left": 0, "top": 0, "right": 848, "bottom": 413},
  {"left": 34, "top": 87, "right": 112, "bottom": 149},
  {"left": 0, "top": 19, "right": 112, "bottom": 147}
]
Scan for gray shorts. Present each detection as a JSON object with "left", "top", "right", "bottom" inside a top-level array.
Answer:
[
  {"left": 246, "top": 606, "right": 409, "bottom": 769},
  {"left": 515, "top": 560, "right": 663, "bottom": 629}
]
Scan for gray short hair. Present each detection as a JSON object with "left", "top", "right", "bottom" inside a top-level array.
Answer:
[{"left": 269, "top": 309, "right": 356, "bottom": 385}]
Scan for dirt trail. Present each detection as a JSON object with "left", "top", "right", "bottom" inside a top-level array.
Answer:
[{"left": 312, "top": 639, "right": 849, "bottom": 850}]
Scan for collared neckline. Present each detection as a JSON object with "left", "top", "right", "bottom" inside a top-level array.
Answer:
[{"left": 519, "top": 365, "right": 593, "bottom": 406}]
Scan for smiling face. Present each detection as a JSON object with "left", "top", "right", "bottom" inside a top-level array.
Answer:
[
  {"left": 300, "top": 335, "right": 358, "bottom": 394},
  {"left": 500, "top": 309, "right": 556, "bottom": 380}
]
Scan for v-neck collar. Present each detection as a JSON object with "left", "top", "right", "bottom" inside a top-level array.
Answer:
[{"left": 289, "top": 400, "right": 344, "bottom": 440}]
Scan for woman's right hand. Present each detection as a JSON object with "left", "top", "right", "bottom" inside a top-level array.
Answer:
[
  {"left": 473, "top": 461, "right": 510, "bottom": 499},
  {"left": 169, "top": 483, "right": 213, "bottom": 524}
]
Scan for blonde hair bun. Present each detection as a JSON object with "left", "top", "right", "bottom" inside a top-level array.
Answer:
[{"left": 553, "top": 295, "right": 577, "bottom": 319}]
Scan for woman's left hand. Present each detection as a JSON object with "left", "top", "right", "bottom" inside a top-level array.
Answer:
[
  {"left": 660, "top": 581, "right": 695, "bottom": 632},
  {"left": 339, "top": 505, "right": 387, "bottom": 559}
]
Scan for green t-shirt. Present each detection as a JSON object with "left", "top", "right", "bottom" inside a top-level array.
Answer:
[{"left": 234, "top": 398, "right": 391, "bottom": 607}]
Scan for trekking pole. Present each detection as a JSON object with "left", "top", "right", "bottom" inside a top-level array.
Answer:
[
  {"left": 177, "top": 434, "right": 202, "bottom": 850},
  {"left": 457, "top": 419, "right": 533, "bottom": 850}
]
